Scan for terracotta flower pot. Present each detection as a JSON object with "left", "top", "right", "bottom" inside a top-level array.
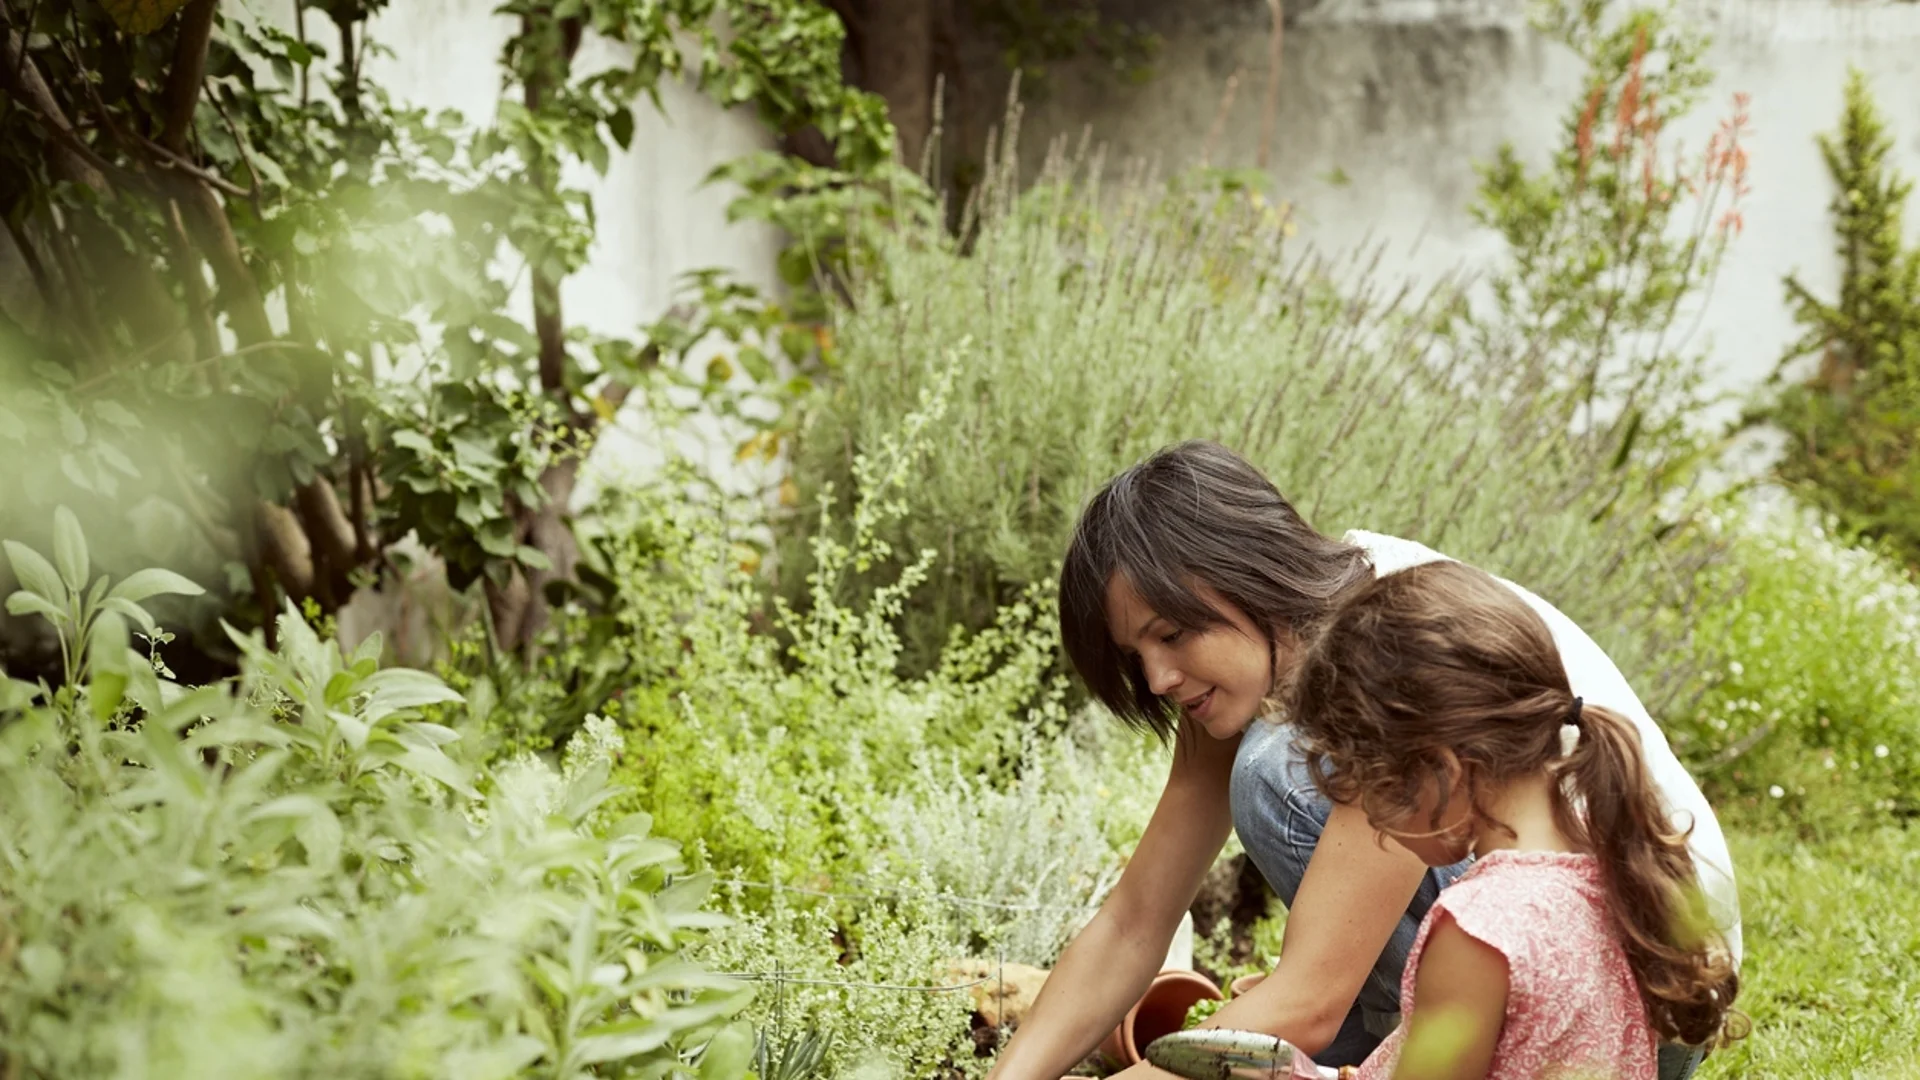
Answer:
[
  {"left": 1098, "top": 969, "right": 1224, "bottom": 1066},
  {"left": 1229, "top": 972, "right": 1267, "bottom": 998}
]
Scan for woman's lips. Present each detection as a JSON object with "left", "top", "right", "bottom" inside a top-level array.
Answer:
[{"left": 1182, "top": 689, "right": 1214, "bottom": 720}]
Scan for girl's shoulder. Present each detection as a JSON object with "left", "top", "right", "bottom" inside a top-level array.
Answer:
[{"left": 1427, "top": 851, "right": 1610, "bottom": 966}]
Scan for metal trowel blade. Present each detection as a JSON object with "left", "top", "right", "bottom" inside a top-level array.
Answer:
[{"left": 1142, "top": 1028, "right": 1299, "bottom": 1080}]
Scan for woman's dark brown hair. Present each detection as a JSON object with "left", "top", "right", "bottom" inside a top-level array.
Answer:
[
  {"left": 1059, "top": 440, "right": 1372, "bottom": 741},
  {"left": 1286, "top": 559, "right": 1745, "bottom": 1047}
]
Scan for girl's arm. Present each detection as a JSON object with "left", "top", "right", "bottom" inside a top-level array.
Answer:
[
  {"left": 985, "top": 727, "right": 1239, "bottom": 1080},
  {"left": 1213, "top": 802, "right": 1433, "bottom": 1056},
  {"left": 1388, "top": 914, "right": 1508, "bottom": 1080}
]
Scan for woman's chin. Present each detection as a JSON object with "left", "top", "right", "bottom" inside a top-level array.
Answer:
[{"left": 1201, "top": 706, "right": 1257, "bottom": 740}]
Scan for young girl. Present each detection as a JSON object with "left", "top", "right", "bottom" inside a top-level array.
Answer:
[
  {"left": 1284, "top": 559, "right": 1745, "bottom": 1078},
  {"left": 986, "top": 441, "right": 1740, "bottom": 1080}
]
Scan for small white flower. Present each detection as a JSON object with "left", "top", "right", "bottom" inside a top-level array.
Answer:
[
  {"left": 1769, "top": 785, "right": 1786, "bottom": 798},
  {"left": 1876, "top": 744, "right": 1891, "bottom": 759},
  {"left": 1728, "top": 661, "right": 1744, "bottom": 677}
]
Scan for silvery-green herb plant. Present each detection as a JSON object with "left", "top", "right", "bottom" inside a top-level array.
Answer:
[{"left": 0, "top": 509, "right": 753, "bottom": 1079}]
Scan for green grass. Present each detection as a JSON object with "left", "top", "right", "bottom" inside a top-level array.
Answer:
[{"left": 1704, "top": 820, "right": 1920, "bottom": 1078}]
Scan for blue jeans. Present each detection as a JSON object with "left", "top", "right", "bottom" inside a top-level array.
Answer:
[{"left": 1230, "top": 722, "right": 1704, "bottom": 1080}]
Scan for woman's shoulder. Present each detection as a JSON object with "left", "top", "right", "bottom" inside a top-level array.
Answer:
[{"left": 1341, "top": 529, "right": 1452, "bottom": 578}]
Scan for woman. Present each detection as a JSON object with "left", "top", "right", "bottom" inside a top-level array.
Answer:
[{"left": 985, "top": 441, "right": 1740, "bottom": 1080}]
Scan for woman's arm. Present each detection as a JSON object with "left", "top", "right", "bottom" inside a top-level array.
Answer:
[
  {"left": 1212, "top": 801, "right": 1433, "bottom": 1056},
  {"left": 1387, "top": 914, "right": 1507, "bottom": 1080},
  {"left": 986, "top": 728, "right": 1238, "bottom": 1080}
]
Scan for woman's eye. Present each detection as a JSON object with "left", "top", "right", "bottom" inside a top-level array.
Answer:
[{"left": 1160, "top": 629, "right": 1184, "bottom": 645}]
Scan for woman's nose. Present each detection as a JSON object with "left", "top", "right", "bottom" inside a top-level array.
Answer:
[{"left": 1143, "top": 653, "right": 1183, "bottom": 696}]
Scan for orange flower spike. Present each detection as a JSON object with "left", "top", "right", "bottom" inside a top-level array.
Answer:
[{"left": 1575, "top": 85, "right": 1603, "bottom": 184}]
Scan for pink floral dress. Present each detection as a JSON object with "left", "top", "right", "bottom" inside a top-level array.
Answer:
[{"left": 1356, "top": 850, "right": 1658, "bottom": 1080}]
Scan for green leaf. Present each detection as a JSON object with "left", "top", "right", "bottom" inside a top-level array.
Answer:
[
  {"left": 572, "top": 1016, "right": 673, "bottom": 1065},
  {"left": 5, "top": 591, "right": 66, "bottom": 624},
  {"left": 108, "top": 567, "right": 206, "bottom": 604},
  {"left": 515, "top": 545, "right": 552, "bottom": 571},
  {"left": 100, "top": 597, "right": 158, "bottom": 637},
  {"left": 3, "top": 540, "right": 67, "bottom": 605},
  {"left": 566, "top": 900, "right": 597, "bottom": 990},
  {"left": 94, "top": 400, "right": 142, "bottom": 429},
  {"left": 699, "top": 1022, "right": 754, "bottom": 1080},
  {"left": 88, "top": 610, "right": 130, "bottom": 677},
  {"left": 0, "top": 404, "right": 23, "bottom": 442},
  {"left": 52, "top": 505, "right": 88, "bottom": 593},
  {"left": 359, "top": 668, "right": 464, "bottom": 724},
  {"left": 737, "top": 345, "right": 774, "bottom": 382},
  {"left": 249, "top": 795, "right": 344, "bottom": 870},
  {"left": 390, "top": 429, "right": 435, "bottom": 454},
  {"left": 0, "top": 677, "right": 42, "bottom": 712},
  {"left": 90, "top": 670, "right": 127, "bottom": 722},
  {"left": 18, "top": 943, "right": 64, "bottom": 994},
  {"left": 608, "top": 106, "right": 635, "bottom": 151},
  {"left": 101, "top": 0, "right": 196, "bottom": 35}
]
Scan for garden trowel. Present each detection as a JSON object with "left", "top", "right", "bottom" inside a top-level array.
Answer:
[{"left": 1143, "top": 1029, "right": 1340, "bottom": 1080}]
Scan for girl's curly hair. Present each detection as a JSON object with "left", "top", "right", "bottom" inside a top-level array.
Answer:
[{"left": 1285, "top": 559, "right": 1746, "bottom": 1048}]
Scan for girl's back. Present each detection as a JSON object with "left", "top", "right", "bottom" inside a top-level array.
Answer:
[{"left": 1359, "top": 850, "right": 1657, "bottom": 1080}]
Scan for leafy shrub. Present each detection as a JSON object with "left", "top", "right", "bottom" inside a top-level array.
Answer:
[
  {"left": 0, "top": 517, "right": 751, "bottom": 1079},
  {"left": 865, "top": 722, "right": 1162, "bottom": 966},
  {"left": 469, "top": 381, "right": 1167, "bottom": 1074},
  {"left": 577, "top": 376, "right": 1073, "bottom": 887},
  {"left": 1666, "top": 496, "right": 1920, "bottom": 825},
  {"left": 694, "top": 879, "right": 977, "bottom": 1080},
  {"left": 779, "top": 3, "right": 1750, "bottom": 691},
  {"left": 1764, "top": 68, "right": 1920, "bottom": 571}
]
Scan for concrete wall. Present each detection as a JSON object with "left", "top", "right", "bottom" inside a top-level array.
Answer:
[{"left": 951, "top": 0, "right": 1920, "bottom": 425}]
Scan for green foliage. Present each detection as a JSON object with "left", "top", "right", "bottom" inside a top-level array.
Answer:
[
  {"left": 1704, "top": 825, "right": 1920, "bottom": 1077},
  {"left": 436, "top": 384, "right": 1166, "bottom": 1074},
  {"left": 1666, "top": 499, "right": 1920, "bottom": 826},
  {"left": 586, "top": 373, "right": 1077, "bottom": 883},
  {"left": 1460, "top": 0, "right": 1750, "bottom": 457},
  {"left": 1181, "top": 998, "right": 1224, "bottom": 1031},
  {"left": 780, "top": 143, "right": 1716, "bottom": 696},
  {"left": 0, "top": 522, "right": 750, "bottom": 1079},
  {"left": 0, "top": 0, "right": 891, "bottom": 661},
  {"left": 967, "top": 0, "right": 1159, "bottom": 97},
  {"left": 1765, "top": 69, "right": 1920, "bottom": 569},
  {"left": 696, "top": 880, "right": 976, "bottom": 1079},
  {"left": 712, "top": 151, "right": 938, "bottom": 324}
]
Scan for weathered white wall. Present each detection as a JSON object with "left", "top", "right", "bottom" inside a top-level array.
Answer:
[
  {"left": 311, "top": 1, "right": 789, "bottom": 658},
  {"left": 956, "top": 0, "right": 1920, "bottom": 426},
  {"left": 351, "top": 0, "right": 787, "bottom": 499}
]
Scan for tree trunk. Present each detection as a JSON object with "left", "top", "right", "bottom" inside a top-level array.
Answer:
[{"left": 856, "top": 0, "right": 936, "bottom": 169}]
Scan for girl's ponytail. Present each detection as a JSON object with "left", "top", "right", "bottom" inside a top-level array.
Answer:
[{"left": 1556, "top": 702, "right": 1747, "bottom": 1047}]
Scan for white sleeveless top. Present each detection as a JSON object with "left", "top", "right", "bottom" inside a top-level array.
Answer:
[{"left": 1347, "top": 530, "right": 1744, "bottom": 967}]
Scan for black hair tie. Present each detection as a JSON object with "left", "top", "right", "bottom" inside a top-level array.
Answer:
[{"left": 1567, "top": 696, "right": 1585, "bottom": 728}]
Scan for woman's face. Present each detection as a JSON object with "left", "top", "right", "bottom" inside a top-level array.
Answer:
[{"left": 1104, "top": 574, "right": 1281, "bottom": 740}]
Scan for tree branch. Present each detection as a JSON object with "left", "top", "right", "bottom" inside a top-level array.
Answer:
[
  {"left": 163, "top": 197, "right": 219, "bottom": 359},
  {"left": 170, "top": 177, "right": 274, "bottom": 345},
  {"left": 160, "top": 0, "right": 219, "bottom": 154},
  {"left": 135, "top": 132, "right": 254, "bottom": 199},
  {"left": 1, "top": 213, "right": 57, "bottom": 321},
  {"left": 0, "top": 28, "right": 109, "bottom": 193},
  {"left": 254, "top": 501, "right": 316, "bottom": 602}
]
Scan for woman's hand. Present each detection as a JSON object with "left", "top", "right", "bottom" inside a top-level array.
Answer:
[{"left": 986, "top": 729, "right": 1238, "bottom": 1080}]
